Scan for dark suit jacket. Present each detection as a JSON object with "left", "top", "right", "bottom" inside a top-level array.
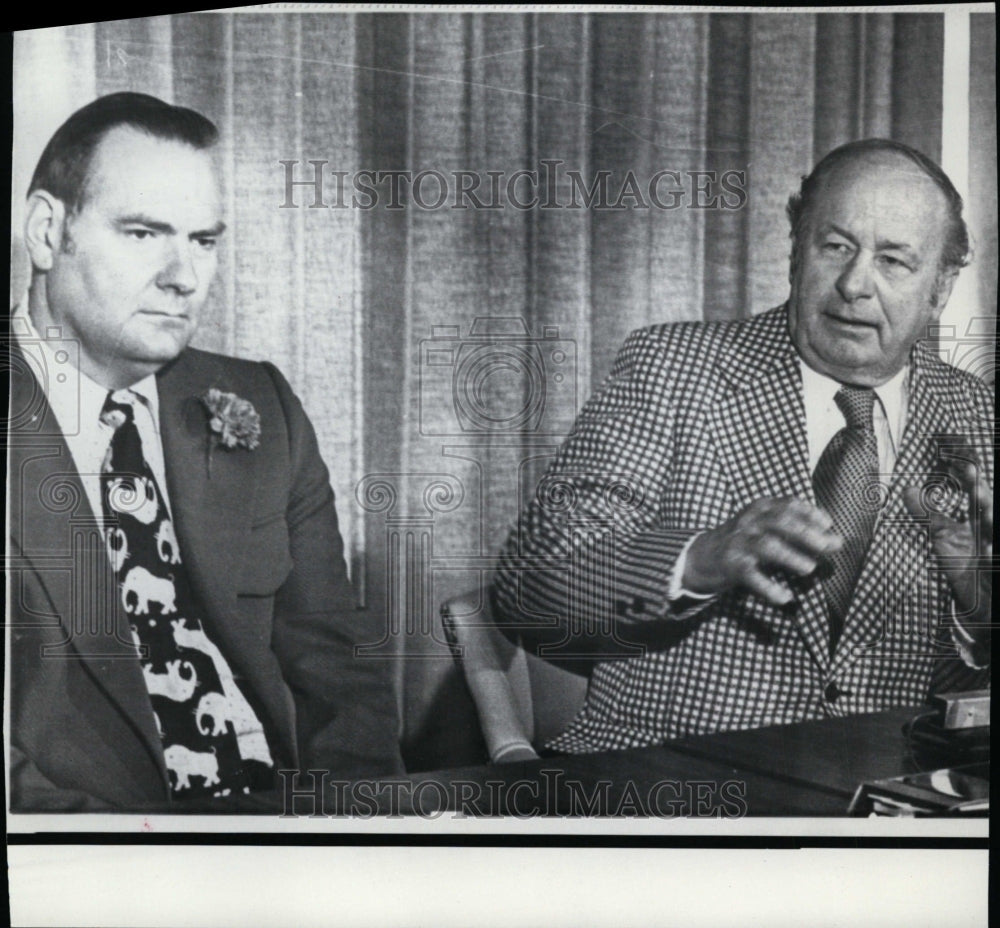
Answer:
[
  {"left": 7, "top": 343, "right": 404, "bottom": 811},
  {"left": 493, "top": 305, "right": 992, "bottom": 752}
]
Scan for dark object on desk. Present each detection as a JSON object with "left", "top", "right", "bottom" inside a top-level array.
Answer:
[
  {"left": 904, "top": 695, "right": 990, "bottom": 768},
  {"left": 848, "top": 763, "right": 989, "bottom": 817},
  {"left": 934, "top": 688, "right": 990, "bottom": 729}
]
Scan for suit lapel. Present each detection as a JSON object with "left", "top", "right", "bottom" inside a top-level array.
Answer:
[
  {"left": 708, "top": 347, "right": 811, "bottom": 507},
  {"left": 705, "top": 311, "right": 831, "bottom": 670},
  {"left": 156, "top": 353, "right": 297, "bottom": 763},
  {"left": 7, "top": 342, "right": 167, "bottom": 782},
  {"left": 157, "top": 354, "right": 257, "bottom": 621},
  {"left": 832, "top": 349, "right": 964, "bottom": 670}
]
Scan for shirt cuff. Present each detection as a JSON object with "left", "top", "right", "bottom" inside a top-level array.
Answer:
[{"left": 668, "top": 533, "right": 717, "bottom": 603}]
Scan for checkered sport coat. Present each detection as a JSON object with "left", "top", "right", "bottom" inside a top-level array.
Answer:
[{"left": 493, "top": 305, "right": 993, "bottom": 752}]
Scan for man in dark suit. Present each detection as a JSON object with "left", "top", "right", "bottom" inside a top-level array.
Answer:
[
  {"left": 7, "top": 92, "right": 404, "bottom": 811},
  {"left": 493, "top": 139, "right": 992, "bottom": 753}
]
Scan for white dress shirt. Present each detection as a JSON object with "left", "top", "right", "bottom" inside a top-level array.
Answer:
[{"left": 13, "top": 304, "right": 175, "bottom": 533}]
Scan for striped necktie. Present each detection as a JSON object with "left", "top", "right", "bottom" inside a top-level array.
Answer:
[{"left": 812, "top": 386, "right": 880, "bottom": 653}]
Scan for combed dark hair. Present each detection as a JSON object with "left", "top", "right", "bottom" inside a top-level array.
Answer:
[
  {"left": 28, "top": 92, "right": 219, "bottom": 212},
  {"left": 786, "top": 138, "right": 971, "bottom": 275}
]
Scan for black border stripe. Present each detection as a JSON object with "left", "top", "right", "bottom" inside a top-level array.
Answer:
[{"left": 7, "top": 833, "right": 990, "bottom": 849}]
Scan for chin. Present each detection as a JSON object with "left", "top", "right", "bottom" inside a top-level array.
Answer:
[
  {"left": 124, "top": 338, "right": 190, "bottom": 369},
  {"left": 809, "top": 351, "right": 881, "bottom": 385},
  {"left": 825, "top": 362, "right": 889, "bottom": 388}
]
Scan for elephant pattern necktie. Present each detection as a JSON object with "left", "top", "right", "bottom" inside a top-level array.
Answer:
[
  {"left": 100, "top": 391, "right": 274, "bottom": 798},
  {"left": 812, "top": 385, "right": 880, "bottom": 653}
]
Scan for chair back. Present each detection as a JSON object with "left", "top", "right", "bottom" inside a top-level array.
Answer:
[{"left": 441, "top": 589, "right": 588, "bottom": 760}]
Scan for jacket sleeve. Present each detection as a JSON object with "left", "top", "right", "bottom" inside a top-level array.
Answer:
[
  {"left": 492, "top": 326, "right": 714, "bottom": 658},
  {"left": 261, "top": 363, "right": 405, "bottom": 777}
]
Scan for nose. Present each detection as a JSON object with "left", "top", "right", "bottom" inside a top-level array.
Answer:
[
  {"left": 156, "top": 241, "right": 199, "bottom": 296},
  {"left": 835, "top": 252, "right": 875, "bottom": 302}
]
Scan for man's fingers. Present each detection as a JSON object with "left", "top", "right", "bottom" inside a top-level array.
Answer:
[
  {"left": 776, "top": 521, "right": 844, "bottom": 558},
  {"left": 970, "top": 468, "right": 993, "bottom": 530},
  {"left": 757, "top": 534, "right": 819, "bottom": 577},
  {"left": 904, "top": 473, "right": 992, "bottom": 530},
  {"left": 940, "top": 457, "right": 992, "bottom": 512},
  {"left": 902, "top": 484, "right": 979, "bottom": 564},
  {"left": 902, "top": 485, "right": 961, "bottom": 535},
  {"left": 765, "top": 497, "right": 835, "bottom": 532},
  {"left": 766, "top": 505, "right": 843, "bottom": 557},
  {"left": 741, "top": 565, "right": 794, "bottom": 606},
  {"left": 942, "top": 455, "right": 977, "bottom": 488},
  {"left": 899, "top": 482, "right": 969, "bottom": 523}
]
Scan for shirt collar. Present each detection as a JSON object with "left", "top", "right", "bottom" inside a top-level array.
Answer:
[
  {"left": 798, "top": 356, "right": 909, "bottom": 448},
  {"left": 872, "top": 365, "right": 908, "bottom": 448}
]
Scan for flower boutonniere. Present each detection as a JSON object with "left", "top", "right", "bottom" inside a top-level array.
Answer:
[{"left": 201, "top": 388, "right": 261, "bottom": 473}]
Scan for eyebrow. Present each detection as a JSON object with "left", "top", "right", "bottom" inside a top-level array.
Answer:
[
  {"left": 822, "top": 223, "right": 859, "bottom": 244},
  {"left": 824, "top": 223, "right": 919, "bottom": 258},
  {"left": 873, "top": 238, "right": 918, "bottom": 258},
  {"left": 115, "top": 215, "right": 227, "bottom": 238}
]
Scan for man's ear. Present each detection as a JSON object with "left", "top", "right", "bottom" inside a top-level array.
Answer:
[
  {"left": 23, "top": 191, "right": 67, "bottom": 272},
  {"left": 931, "top": 268, "right": 960, "bottom": 314}
]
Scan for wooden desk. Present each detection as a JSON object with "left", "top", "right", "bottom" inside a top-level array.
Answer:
[
  {"left": 28, "top": 705, "right": 965, "bottom": 817},
  {"left": 396, "top": 706, "right": 929, "bottom": 816},
  {"left": 669, "top": 705, "right": 923, "bottom": 801}
]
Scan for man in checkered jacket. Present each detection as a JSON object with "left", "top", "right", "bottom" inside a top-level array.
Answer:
[{"left": 493, "top": 139, "right": 992, "bottom": 753}]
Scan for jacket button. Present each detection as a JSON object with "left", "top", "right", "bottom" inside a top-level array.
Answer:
[{"left": 824, "top": 682, "right": 842, "bottom": 703}]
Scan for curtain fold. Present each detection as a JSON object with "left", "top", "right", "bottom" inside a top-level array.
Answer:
[{"left": 11, "top": 11, "right": 993, "bottom": 766}]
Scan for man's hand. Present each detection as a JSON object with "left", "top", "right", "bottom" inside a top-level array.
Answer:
[
  {"left": 903, "top": 455, "right": 993, "bottom": 628},
  {"left": 684, "top": 498, "right": 844, "bottom": 606}
]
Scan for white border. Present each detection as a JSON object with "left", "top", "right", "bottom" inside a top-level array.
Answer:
[
  {"left": 8, "top": 846, "right": 990, "bottom": 927},
  {"left": 7, "top": 5, "right": 994, "bottom": 924}
]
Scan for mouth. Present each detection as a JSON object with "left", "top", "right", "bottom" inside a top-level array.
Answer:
[
  {"left": 137, "top": 310, "right": 190, "bottom": 323},
  {"left": 823, "top": 311, "right": 878, "bottom": 333}
]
